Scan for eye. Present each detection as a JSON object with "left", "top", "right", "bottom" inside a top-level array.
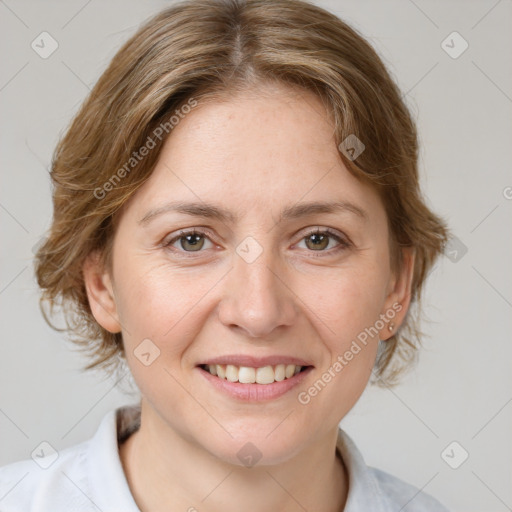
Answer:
[
  {"left": 297, "top": 228, "right": 350, "bottom": 255},
  {"left": 164, "top": 229, "right": 215, "bottom": 253},
  {"left": 163, "top": 227, "right": 351, "bottom": 257}
]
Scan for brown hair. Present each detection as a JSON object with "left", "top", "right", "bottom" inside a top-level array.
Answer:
[{"left": 35, "top": 0, "right": 449, "bottom": 386}]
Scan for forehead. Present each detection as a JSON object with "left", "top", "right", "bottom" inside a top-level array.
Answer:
[{"left": 126, "top": 84, "right": 385, "bottom": 224}]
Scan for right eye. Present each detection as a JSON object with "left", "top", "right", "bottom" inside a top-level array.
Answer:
[{"left": 164, "top": 229, "right": 216, "bottom": 253}]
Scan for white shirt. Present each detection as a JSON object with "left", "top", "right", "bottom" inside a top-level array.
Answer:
[{"left": 0, "top": 404, "right": 450, "bottom": 511}]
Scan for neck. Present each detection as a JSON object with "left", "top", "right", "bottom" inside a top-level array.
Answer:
[{"left": 119, "top": 402, "right": 348, "bottom": 512}]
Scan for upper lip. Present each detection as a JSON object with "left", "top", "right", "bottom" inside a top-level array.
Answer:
[{"left": 199, "top": 355, "right": 313, "bottom": 368}]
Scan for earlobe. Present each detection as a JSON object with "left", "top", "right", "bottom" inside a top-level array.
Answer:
[
  {"left": 379, "top": 247, "right": 416, "bottom": 341},
  {"left": 82, "top": 252, "right": 122, "bottom": 334}
]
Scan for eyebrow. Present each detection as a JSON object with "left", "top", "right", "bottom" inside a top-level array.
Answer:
[{"left": 139, "top": 199, "right": 369, "bottom": 226}]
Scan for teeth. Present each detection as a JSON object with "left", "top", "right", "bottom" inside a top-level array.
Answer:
[
  {"left": 285, "top": 364, "right": 296, "bottom": 378},
  {"left": 226, "top": 364, "right": 239, "bottom": 382},
  {"left": 204, "top": 363, "right": 304, "bottom": 384},
  {"left": 256, "top": 366, "right": 274, "bottom": 385},
  {"left": 274, "top": 364, "right": 285, "bottom": 381},
  {"left": 238, "top": 366, "right": 256, "bottom": 384}
]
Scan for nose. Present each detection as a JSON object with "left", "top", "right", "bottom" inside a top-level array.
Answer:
[{"left": 217, "top": 245, "right": 299, "bottom": 339}]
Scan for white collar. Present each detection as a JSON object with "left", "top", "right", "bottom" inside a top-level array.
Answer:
[
  {"left": 86, "top": 405, "right": 141, "bottom": 511},
  {"left": 85, "top": 404, "right": 416, "bottom": 512}
]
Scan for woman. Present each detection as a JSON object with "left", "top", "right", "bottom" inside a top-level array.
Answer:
[{"left": 0, "top": 0, "right": 451, "bottom": 510}]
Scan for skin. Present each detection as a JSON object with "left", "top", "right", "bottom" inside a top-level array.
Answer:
[{"left": 83, "top": 82, "right": 415, "bottom": 512}]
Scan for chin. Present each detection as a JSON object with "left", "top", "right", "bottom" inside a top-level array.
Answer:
[{"left": 197, "top": 419, "right": 310, "bottom": 468}]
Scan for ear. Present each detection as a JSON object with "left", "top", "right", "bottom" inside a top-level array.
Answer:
[
  {"left": 379, "top": 246, "right": 416, "bottom": 341},
  {"left": 82, "top": 251, "right": 121, "bottom": 333}
]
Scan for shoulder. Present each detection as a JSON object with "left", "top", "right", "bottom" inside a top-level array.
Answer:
[
  {"left": 336, "top": 428, "right": 451, "bottom": 512},
  {"left": 0, "top": 439, "right": 90, "bottom": 512},
  {"left": 0, "top": 405, "right": 141, "bottom": 512},
  {"left": 369, "top": 466, "right": 450, "bottom": 511}
]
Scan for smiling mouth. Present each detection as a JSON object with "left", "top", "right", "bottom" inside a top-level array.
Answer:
[{"left": 199, "top": 364, "right": 311, "bottom": 385}]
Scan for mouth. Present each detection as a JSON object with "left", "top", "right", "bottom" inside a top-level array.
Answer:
[
  {"left": 198, "top": 363, "right": 311, "bottom": 385},
  {"left": 196, "top": 359, "right": 314, "bottom": 402}
]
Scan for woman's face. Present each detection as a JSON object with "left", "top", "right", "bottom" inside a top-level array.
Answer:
[{"left": 87, "top": 83, "right": 412, "bottom": 465}]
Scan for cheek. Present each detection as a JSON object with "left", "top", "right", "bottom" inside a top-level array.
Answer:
[
  {"left": 313, "top": 262, "right": 389, "bottom": 345},
  {"left": 295, "top": 267, "right": 387, "bottom": 421},
  {"left": 113, "top": 262, "right": 208, "bottom": 405},
  {"left": 113, "top": 257, "right": 219, "bottom": 356}
]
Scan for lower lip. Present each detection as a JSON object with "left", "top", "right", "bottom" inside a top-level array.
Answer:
[{"left": 197, "top": 366, "right": 314, "bottom": 402}]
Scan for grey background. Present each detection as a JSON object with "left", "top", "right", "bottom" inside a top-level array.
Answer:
[{"left": 1, "top": 1, "right": 511, "bottom": 511}]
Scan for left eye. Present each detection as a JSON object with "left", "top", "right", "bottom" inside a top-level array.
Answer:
[{"left": 296, "top": 228, "right": 349, "bottom": 253}]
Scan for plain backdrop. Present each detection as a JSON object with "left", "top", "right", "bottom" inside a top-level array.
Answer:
[{"left": 1, "top": 1, "right": 511, "bottom": 511}]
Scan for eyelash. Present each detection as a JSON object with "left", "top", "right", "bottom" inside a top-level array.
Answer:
[{"left": 163, "top": 227, "right": 351, "bottom": 258}]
